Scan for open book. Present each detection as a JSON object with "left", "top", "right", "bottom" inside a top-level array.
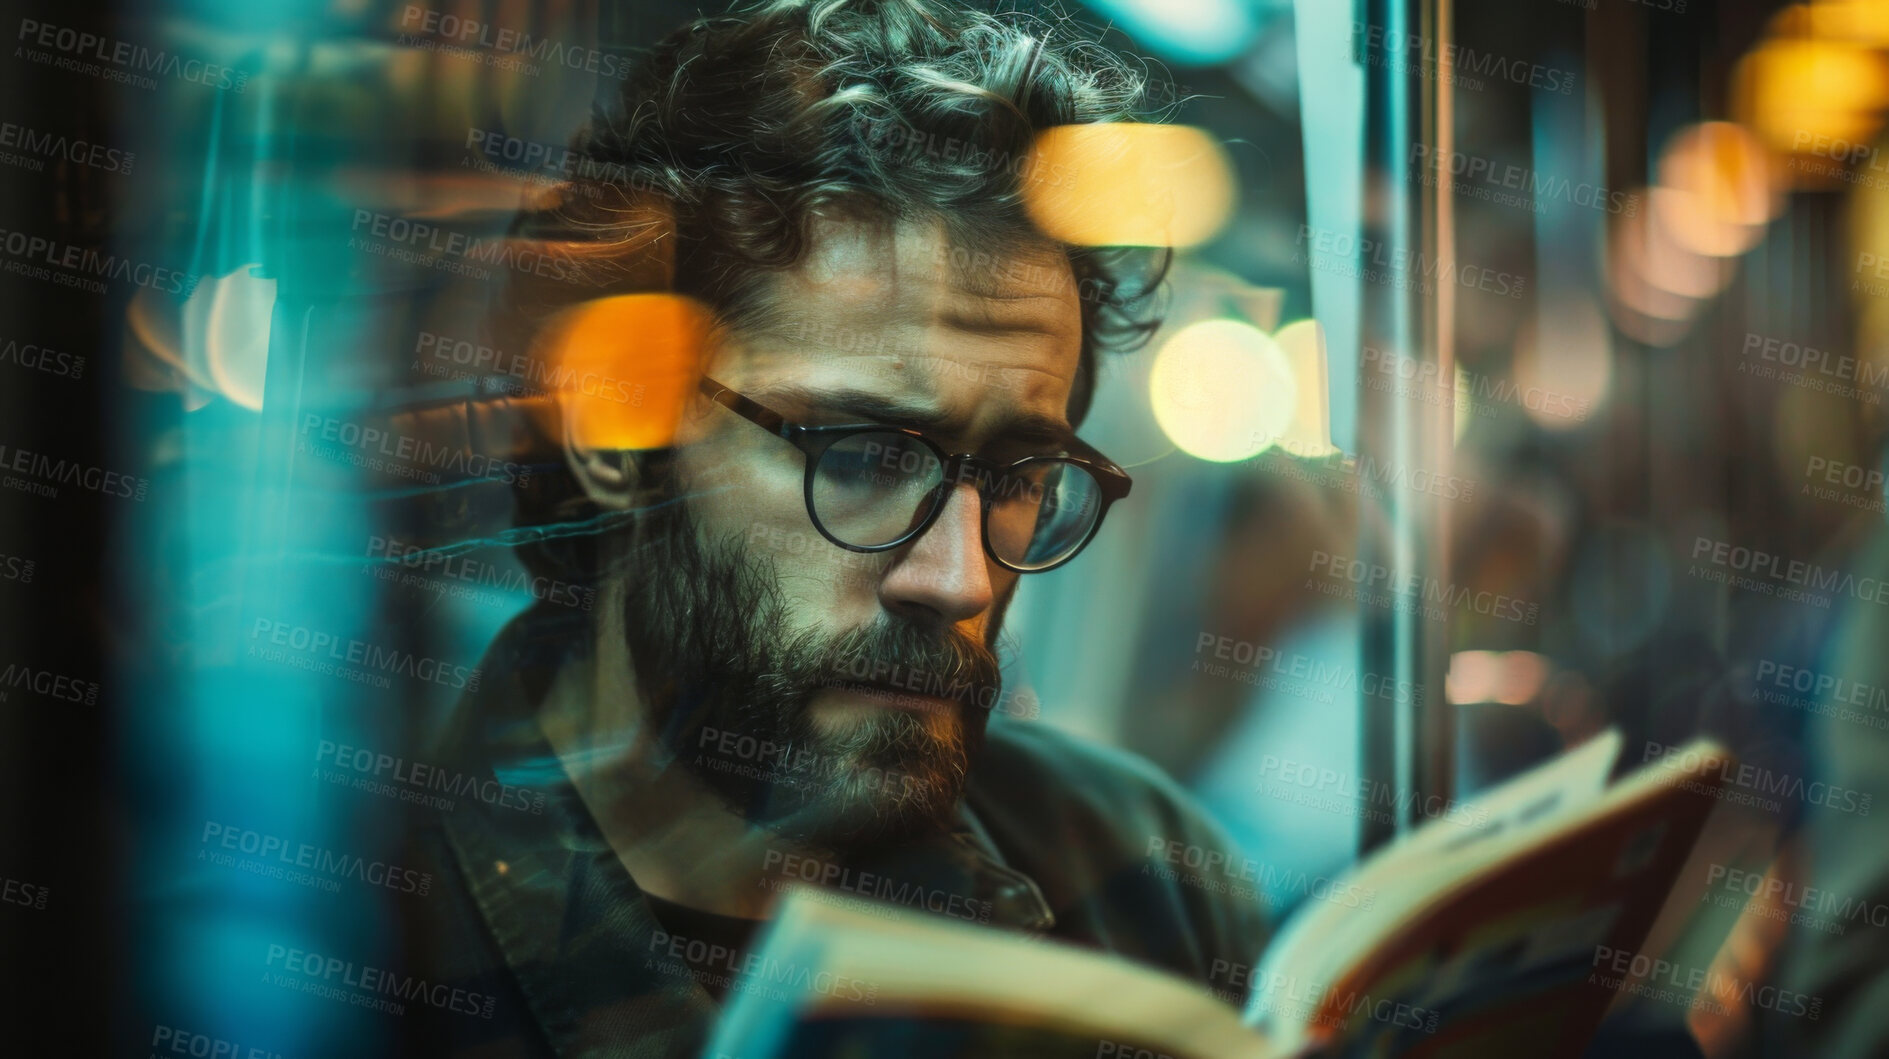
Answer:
[{"left": 707, "top": 731, "right": 1733, "bottom": 1059}]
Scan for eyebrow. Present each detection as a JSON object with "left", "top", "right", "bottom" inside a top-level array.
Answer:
[{"left": 751, "top": 383, "right": 1074, "bottom": 448}]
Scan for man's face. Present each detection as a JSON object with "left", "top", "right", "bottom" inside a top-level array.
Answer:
[{"left": 622, "top": 214, "right": 1083, "bottom": 849}]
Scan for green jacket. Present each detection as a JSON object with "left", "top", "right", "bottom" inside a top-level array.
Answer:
[{"left": 391, "top": 610, "right": 1273, "bottom": 1057}]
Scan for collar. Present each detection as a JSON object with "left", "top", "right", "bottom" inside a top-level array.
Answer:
[{"left": 430, "top": 610, "right": 1055, "bottom": 1058}]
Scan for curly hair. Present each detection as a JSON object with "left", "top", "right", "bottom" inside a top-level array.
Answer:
[{"left": 509, "top": 0, "right": 1170, "bottom": 425}]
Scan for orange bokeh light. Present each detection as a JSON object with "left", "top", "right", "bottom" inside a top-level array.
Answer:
[{"left": 544, "top": 293, "right": 711, "bottom": 450}]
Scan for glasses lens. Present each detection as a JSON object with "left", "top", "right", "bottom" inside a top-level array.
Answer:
[
  {"left": 811, "top": 431, "right": 944, "bottom": 547},
  {"left": 985, "top": 461, "right": 1105, "bottom": 571}
]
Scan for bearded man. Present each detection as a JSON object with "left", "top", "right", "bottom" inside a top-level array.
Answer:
[{"left": 399, "top": 2, "right": 1269, "bottom": 1054}]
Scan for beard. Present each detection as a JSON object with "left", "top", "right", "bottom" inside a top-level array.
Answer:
[{"left": 619, "top": 498, "right": 1002, "bottom": 851}]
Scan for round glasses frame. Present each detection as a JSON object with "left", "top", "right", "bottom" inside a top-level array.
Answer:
[{"left": 700, "top": 378, "right": 1133, "bottom": 573}]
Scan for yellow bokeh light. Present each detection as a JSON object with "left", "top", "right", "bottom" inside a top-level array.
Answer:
[
  {"left": 543, "top": 294, "right": 711, "bottom": 450},
  {"left": 1734, "top": 37, "right": 1889, "bottom": 154},
  {"left": 1150, "top": 319, "right": 1296, "bottom": 462},
  {"left": 1271, "top": 319, "right": 1341, "bottom": 458},
  {"left": 1776, "top": 1, "right": 1889, "bottom": 48},
  {"left": 1023, "top": 124, "right": 1237, "bottom": 248},
  {"left": 1843, "top": 128, "right": 1889, "bottom": 383},
  {"left": 1653, "top": 122, "right": 1779, "bottom": 258},
  {"left": 205, "top": 266, "right": 276, "bottom": 411}
]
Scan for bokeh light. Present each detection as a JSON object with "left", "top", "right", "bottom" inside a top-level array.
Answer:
[
  {"left": 1150, "top": 319, "right": 1296, "bottom": 462},
  {"left": 1023, "top": 124, "right": 1237, "bottom": 248},
  {"left": 543, "top": 294, "right": 711, "bottom": 450},
  {"left": 1514, "top": 296, "right": 1613, "bottom": 431},
  {"left": 1084, "top": 0, "right": 1264, "bottom": 66},
  {"left": 204, "top": 266, "right": 277, "bottom": 412},
  {"left": 1271, "top": 318, "right": 1340, "bottom": 458},
  {"left": 1734, "top": 36, "right": 1889, "bottom": 155},
  {"left": 1653, "top": 122, "right": 1780, "bottom": 258}
]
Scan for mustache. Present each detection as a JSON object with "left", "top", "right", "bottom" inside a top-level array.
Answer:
[{"left": 760, "top": 618, "right": 1005, "bottom": 713}]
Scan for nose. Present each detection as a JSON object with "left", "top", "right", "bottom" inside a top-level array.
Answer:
[{"left": 878, "top": 481, "right": 995, "bottom": 625}]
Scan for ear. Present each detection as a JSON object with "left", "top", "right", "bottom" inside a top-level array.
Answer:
[
  {"left": 561, "top": 410, "right": 644, "bottom": 510},
  {"left": 537, "top": 293, "right": 717, "bottom": 508}
]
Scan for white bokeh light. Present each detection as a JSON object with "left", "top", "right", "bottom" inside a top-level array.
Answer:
[{"left": 1150, "top": 319, "right": 1298, "bottom": 462}]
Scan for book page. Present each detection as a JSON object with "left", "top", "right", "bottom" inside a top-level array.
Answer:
[
  {"left": 1249, "top": 728, "right": 1624, "bottom": 1021},
  {"left": 711, "top": 888, "right": 1278, "bottom": 1059},
  {"left": 1250, "top": 735, "right": 1730, "bottom": 1054}
]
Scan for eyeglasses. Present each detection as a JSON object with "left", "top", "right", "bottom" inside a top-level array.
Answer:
[{"left": 698, "top": 377, "right": 1132, "bottom": 573}]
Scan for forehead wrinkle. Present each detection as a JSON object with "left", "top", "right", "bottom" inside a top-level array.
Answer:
[{"left": 721, "top": 212, "right": 1082, "bottom": 417}]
